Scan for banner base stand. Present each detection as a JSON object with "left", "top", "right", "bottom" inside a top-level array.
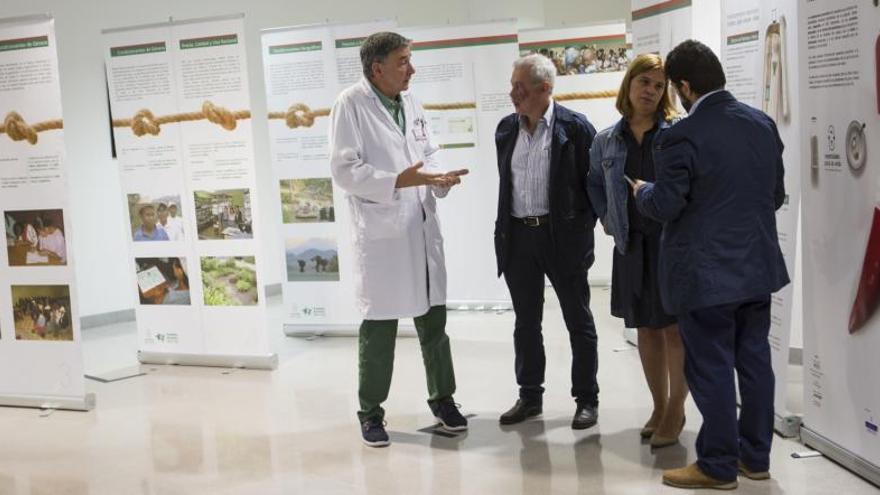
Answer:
[
  {"left": 774, "top": 412, "right": 801, "bottom": 438},
  {"left": 801, "top": 426, "right": 880, "bottom": 487},
  {"left": 138, "top": 351, "right": 278, "bottom": 370},
  {"left": 448, "top": 300, "right": 512, "bottom": 311},
  {"left": 284, "top": 323, "right": 416, "bottom": 338},
  {"left": 0, "top": 392, "right": 95, "bottom": 412}
]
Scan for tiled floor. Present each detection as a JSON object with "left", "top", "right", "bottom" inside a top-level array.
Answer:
[{"left": 0, "top": 287, "right": 875, "bottom": 494}]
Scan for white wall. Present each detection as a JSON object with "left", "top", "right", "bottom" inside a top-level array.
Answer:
[{"left": 1, "top": 0, "right": 629, "bottom": 317}]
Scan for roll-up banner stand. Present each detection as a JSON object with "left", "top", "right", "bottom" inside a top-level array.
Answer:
[
  {"left": 103, "top": 14, "right": 276, "bottom": 369},
  {"left": 720, "top": 0, "right": 803, "bottom": 438},
  {"left": 261, "top": 20, "right": 396, "bottom": 337},
  {"left": 0, "top": 14, "right": 93, "bottom": 410},
  {"left": 798, "top": 0, "right": 880, "bottom": 486}
]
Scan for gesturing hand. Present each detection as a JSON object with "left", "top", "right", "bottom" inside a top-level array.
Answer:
[{"left": 395, "top": 162, "right": 470, "bottom": 188}]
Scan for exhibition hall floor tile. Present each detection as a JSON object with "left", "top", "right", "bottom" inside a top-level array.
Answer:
[{"left": 0, "top": 289, "right": 874, "bottom": 494}]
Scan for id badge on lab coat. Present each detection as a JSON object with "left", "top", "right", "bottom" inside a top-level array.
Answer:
[{"left": 412, "top": 117, "right": 428, "bottom": 142}]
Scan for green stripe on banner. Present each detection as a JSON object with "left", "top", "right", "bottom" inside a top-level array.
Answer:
[
  {"left": 439, "top": 143, "right": 475, "bottom": 149},
  {"left": 519, "top": 34, "right": 626, "bottom": 52},
  {"left": 180, "top": 34, "right": 238, "bottom": 50},
  {"left": 269, "top": 41, "right": 322, "bottom": 54},
  {"left": 110, "top": 42, "right": 166, "bottom": 57},
  {"left": 0, "top": 35, "right": 49, "bottom": 53},
  {"left": 632, "top": 0, "right": 692, "bottom": 21},
  {"left": 336, "top": 37, "right": 367, "bottom": 49},
  {"left": 412, "top": 34, "right": 518, "bottom": 51},
  {"left": 727, "top": 31, "right": 759, "bottom": 46}
]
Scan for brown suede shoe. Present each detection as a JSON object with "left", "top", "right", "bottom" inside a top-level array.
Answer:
[
  {"left": 738, "top": 461, "right": 771, "bottom": 480},
  {"left": 662, "top": 463, "right": 738, "bottom": 490}
]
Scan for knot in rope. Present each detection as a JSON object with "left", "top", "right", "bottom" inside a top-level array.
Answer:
[
  {"left": 285, "top": 103, "right": 316, "bottom": 128},
  {"left": 4, "top": 112, "right": 38, "bottom": 144},
  {"left": 202, "top": 101, "right": 237, "bottom": 130},
  {"left": 131, "top": 109, "right": 161, "bottom": 137}
]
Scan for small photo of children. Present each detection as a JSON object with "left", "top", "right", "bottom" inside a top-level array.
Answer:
[
  {"left": 4, "top": 209, "right": 67, "bottom": 267},
  {"left": 12, "top": 285, "right": 74, "bottom": 341},
  {"left": 127, "top": 193, "right": 186, "bottom": 242},
  {"left": 135, "top": 257, "right": 191, "bottom": 305}
]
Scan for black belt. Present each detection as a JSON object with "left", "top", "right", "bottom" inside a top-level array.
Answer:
[{"left": 513, "top": 214, "right": 550, "bottom": 227}]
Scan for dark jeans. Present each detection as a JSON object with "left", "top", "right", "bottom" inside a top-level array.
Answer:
[
  {"left": 678, "top": 296, "right": 775, "bottom": 482},
  {"left": 502, "top": 220, "right": 599, "bottom": 405}
]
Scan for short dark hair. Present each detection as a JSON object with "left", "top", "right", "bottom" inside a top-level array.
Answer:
[
  {"left": 138, "top": 204, "right": 155, "bottom": 216},
  {"left": 157, "top": 203, "right": 168, "bottom": 212},
  {"left": 665, "top": 40, "right": 726, "bottom": 95},
  {"left": 360, "top": 32, "right": 411, "bottom": 79}
]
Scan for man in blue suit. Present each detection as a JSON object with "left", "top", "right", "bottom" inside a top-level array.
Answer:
[
  {"left": 632, "top": 40, "right": 789, "bottom": 490},
  {"left": 494, "top": 54, "right": 600, "bottom": 429}
]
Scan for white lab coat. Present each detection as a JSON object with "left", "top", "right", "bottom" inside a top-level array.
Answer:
[{"left": 329, "top": 78, "right": 449, "bottom": 320}]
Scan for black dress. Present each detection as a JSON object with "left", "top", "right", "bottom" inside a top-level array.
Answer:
[{"left": 610, "top": 122, "right": 677, "bottom": 329}]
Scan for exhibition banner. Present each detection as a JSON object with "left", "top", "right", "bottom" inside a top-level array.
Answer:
[
  {"left": 0, "top": 15, "right": 92, "bottom": 410},
  {"left": 261, "top": 20, "right": 393, "bottom": 333},
  {"left": 799, "top": 0, "right": 880, "bottom": 484},
  {"left": 104, "top": 14, "right": 275, "bottom": 369},
  {"left": 632, "top": 0, "right": 721, "bottom": 58},
  {"left": 720, "top": 0, "right": 803, "bottom": 436},
  {"left": 400, "top": 20, "right": 519, "bottom": 308},
  {"left": 518, "top": 22, "right": 631, "bottom": 284}
]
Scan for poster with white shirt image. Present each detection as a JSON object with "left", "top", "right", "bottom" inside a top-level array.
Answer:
[
  {"left": 4, "top": 209, "right": 67, "bottom": 266},
  {"left": 126, "top": 192, "right": 185, "bottom": 242}
]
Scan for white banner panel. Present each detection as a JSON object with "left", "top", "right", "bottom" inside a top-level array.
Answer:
[
  {"left": 400, "top": 20, "right": 519, "bottom": 308},
  {"left": 632, "top": 0, "right": 721, "bottom": 57},
  {"left": 0, "top": 15, "right": 92, "bottom": 410},
  {"left": 261, "top": 21, "right": 395, "bottom": 333},
  {"left": 518, "top": 22, "right": 631, "bottom": 285},
  {"left": 721, "top": 0, "right": 803, "bottom": 435},
  {"left": 799, "top": 0, "right": 880, "bottom": 483},
  {"left": 104, "top": 15, "right": 274, "bottom": 368}
]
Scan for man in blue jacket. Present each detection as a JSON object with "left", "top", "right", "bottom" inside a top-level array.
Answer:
[
  {"left": 633, "top": 40, "right": 789, "bottom": 490},
  {"left": 494, "top": 54, "right": 600, "bottom": 430}
]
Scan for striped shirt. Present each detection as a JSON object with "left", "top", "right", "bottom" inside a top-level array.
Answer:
[{"left": 510, "top": 102, "right": 554, "bottom": 218}]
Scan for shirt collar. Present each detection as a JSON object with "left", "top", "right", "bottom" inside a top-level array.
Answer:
[
  {"left": 519, "top": 100, "right": 555, "bottom": 131},
  {"left": 368, "top": 80, "right": 402, "bottom": 110},
  {"left": 688, "top": 88, "right": 724, "bottom": 115}
]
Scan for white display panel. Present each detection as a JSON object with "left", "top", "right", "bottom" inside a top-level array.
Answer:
[
  {"left": 799, "top": 0, "right": 880, "bottom": 482},
  {"left": 103, "top": 15, "right": 273, "bottom": 368},
  {"left": 721, "top": 0, "right": 803, "bottom": 434},
  {"left": 0, "top": 14, "right": 91, "bottom": 410}
]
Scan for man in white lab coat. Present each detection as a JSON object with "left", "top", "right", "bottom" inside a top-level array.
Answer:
[{"left": 329, "top": 31, "right": 470, "bottom": 448}]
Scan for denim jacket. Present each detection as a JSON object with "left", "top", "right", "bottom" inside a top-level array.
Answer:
[{"left": 587, "top": 117, "right": 677, "bottom": 254}]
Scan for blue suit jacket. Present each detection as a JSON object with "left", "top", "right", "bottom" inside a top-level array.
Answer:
[
  {"left": 634, "top": 90, "right": 790, "bottom": 314},
  {"left": 494, "top": 103, "right": 598, "bottom": 277}
]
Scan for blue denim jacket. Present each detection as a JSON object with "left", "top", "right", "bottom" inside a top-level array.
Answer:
[{"left": 587, "top": 117, "right": 676, "bottom": 254}]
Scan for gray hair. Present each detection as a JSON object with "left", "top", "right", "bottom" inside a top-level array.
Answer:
[
  {"left": 360, "top": 32, "right": 412, "bottom": 79},
  {"left": 513, "top": 53, "right": 556, "bottom": 90}
]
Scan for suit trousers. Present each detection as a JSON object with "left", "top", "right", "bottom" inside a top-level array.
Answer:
[
  {"left": 502, "top": 220, "right": 599, "bottom": 405},
  {"left": 678, "top": 296, "right": 775, "bottom": 482}
]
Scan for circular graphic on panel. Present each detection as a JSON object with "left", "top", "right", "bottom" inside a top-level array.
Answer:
[{"left": 845, "top": 120, "right": 867, "bottom": 172}]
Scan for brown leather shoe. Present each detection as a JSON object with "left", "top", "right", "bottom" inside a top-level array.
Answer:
[
  {"left": 738, "top": 461, "right": 771, "bottom": 480},
  {"left": 662, "top": 463, "right": 738, "bottom": 490}
]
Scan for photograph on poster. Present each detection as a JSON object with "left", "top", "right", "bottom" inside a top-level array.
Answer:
[
  {"left": 4, "top": 209, "right": 67, "bottom": 266},
  {"left": 201, "top": 256, "right": 258, "bottom": 306},
  {"left": 285, "top": 237, "right": 340, "bottom": 282},
  {"left": 127, "top": 193, "right": 185, "bottom": 242},
  {"left": 280, "top": 178, "right": 335, "bottom": 224},
  {"left": 11, "top": 285, "right": 73, "bottom": 341},
  {"left": 520, "top": 40, "right": 629, "bottom": 75},
  {"left": 135, "top": 257, "right": 191, "bottom": 306},
  {"left": 194, "top": 189, "right": 253, "bottom": 240}
]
